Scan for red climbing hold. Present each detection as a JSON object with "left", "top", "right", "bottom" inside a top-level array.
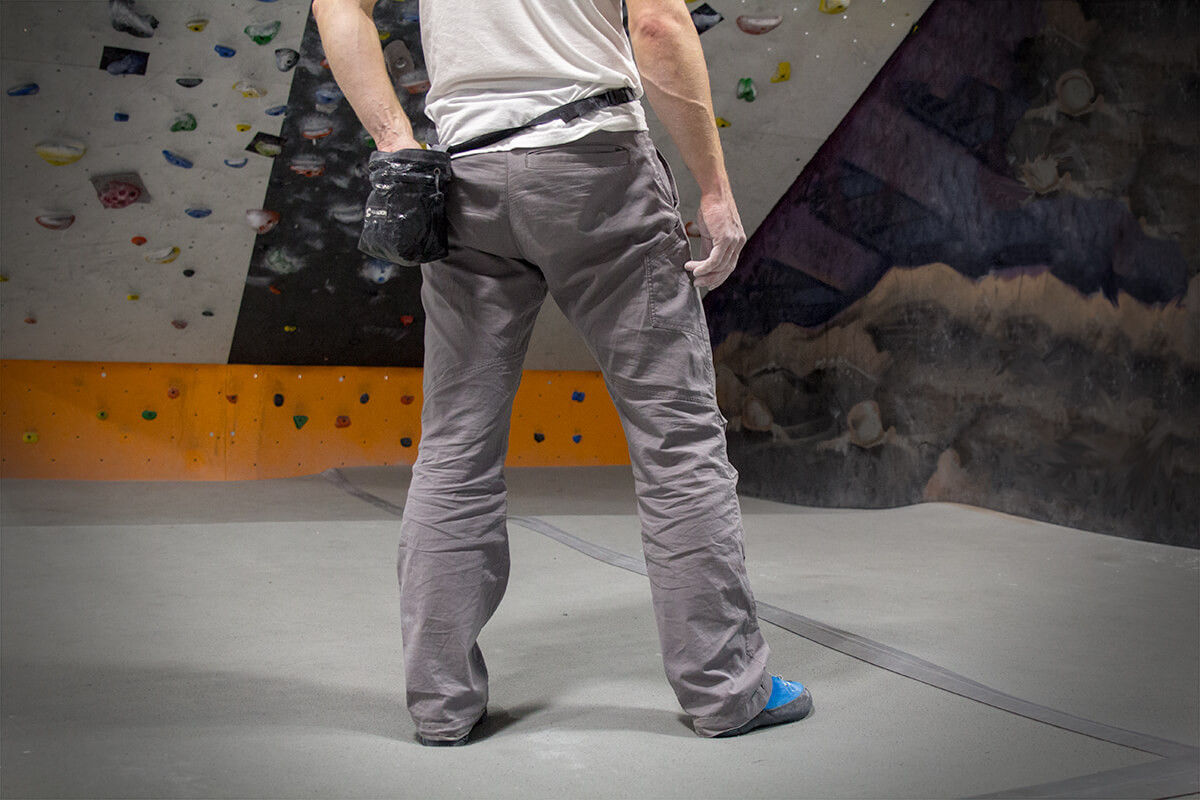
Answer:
[
  {"left": 400, "top": 315, "right": 415, "bottom": 326},
  {"left": 98, "top": 180, "right": 142, "bottom": 209},
  {"left": 335, "top": 416, "right": 351, "bottom": 428},
  {"left": 132, "top": 236, "right": 147, "bottom": 245},
  {"left": 400, "top": 395, "right": 414, "bottom": 405},
  {"left": 167, "top": 387, "right": 180, "bottom": 399},
  {"left": 172, "top": 320, "right": 188, "bottom": 330},
  {"left": 226, "top": 394, "right": 238, "bottom": 404}
]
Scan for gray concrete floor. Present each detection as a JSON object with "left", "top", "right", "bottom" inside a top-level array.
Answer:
[{"left": 2, "top": 467, "right": 1197, "bottom": 799}]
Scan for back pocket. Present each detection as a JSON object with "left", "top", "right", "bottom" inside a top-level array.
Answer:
[{"left": 644, "top": 223, "right": 705, "bottom": 337}]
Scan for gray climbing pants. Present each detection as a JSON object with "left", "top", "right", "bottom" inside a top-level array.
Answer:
[{"left": 397, "top": 130, "right": 772, "bottom": 741}]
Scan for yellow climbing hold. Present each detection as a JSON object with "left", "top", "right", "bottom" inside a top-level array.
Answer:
[
  {"left": 146, "top": 246, "right": 180, "bottom": 264},
  {"left": 0, "top": 275, "right": 8, "bottom": 282},
  {"left": 715, "top": 117, "right": 731, "bottom": 128},
  {"left": 236, "top": 124, "right": 252, "bottom": 132},
  {"left": 23, "top": 432, "right": 39, "bottom": 444},
  {"left": 35, "top": 141, "right": 87, "bottom": 166},
  {"left": 378, "top": 30, "right": 391, "bottom": 41},
  {"left": 771, "top": 62, "right": 791, "bottom": 83},
  {"left": 186, "top": 18, "right": 208, "bottom": 32},
  {"left": 127, "top": 293, "right": 140, "bottom": 301},
  {"left": 819, "top": 0, "right": 850, "bottom": 13},
  {"left": 283, "top": 325, "right": 297, "bottom": 332}
]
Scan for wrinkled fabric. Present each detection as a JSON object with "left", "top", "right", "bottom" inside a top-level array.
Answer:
[
  {"left": 398, "top": 131, "right": 771, "bottom": 742},
  {"left": 359, "top": 149, "right": 453, "bottom": 266}
]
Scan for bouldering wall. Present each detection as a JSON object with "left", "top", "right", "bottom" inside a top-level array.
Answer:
[{"left": 705, "top": 0, "right": 1200, "bottom": 547}]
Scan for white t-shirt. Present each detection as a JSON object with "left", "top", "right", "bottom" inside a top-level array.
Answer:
[{"left": 420, "top": 0, "right": 648, "bottom": 154}]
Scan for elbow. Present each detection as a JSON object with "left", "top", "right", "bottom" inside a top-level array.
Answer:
[{"left": 629, "top": 11, "right": 690, "bottom": 48}]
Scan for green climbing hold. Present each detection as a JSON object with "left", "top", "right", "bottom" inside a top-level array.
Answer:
[
  {"left": 142, "top": 410, "right": 157, "bottom": 420},
  {"left": 294, "top": 415, "right": 308, "bottom": 430},
  {"left": 737, "top": 78, "right": 757, "bottom": 102},
  {"left": 245, "top": 21, "right": 281, "bottom": 45},
  {"left": 170, "top": 113, "right": 197, "bottom": 132},
  {"left": 97, "top": 411, "right": 109, "bottom": 420}
]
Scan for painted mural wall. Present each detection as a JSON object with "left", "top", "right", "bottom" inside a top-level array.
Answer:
[{"left": 705, "top": 0, "right": 1199, "bottom": 547}]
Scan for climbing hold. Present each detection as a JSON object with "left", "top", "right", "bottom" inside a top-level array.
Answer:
[
  {"left": 215, "top": 45, "right": 236, "bottom": 58},
  {"left": 171, "top": 113, "right": 197, "bottom": 132},
  {"left": 224, "top": 157, "right": 249, "bottom": 168},
  {"left": 283, "top": 325, "right": 297, "bottom": 332},
  {"left": 400, "top": 395, "right": 414, "bottom": 405},
  {"left": 275, "top": 48, "right": 299, "bottom": 71},
  {"left": 23, "top": 432, "right": 39, "bottom": 444},
  {"left": 273, "top": 393, "right": 284, "bottom": 407},
  {"left": 571, "top": 391, "right": 585, "bottom": 402},
  {"left": 24, "top": 317, "right": 37, "bottom": 324},
  {"left": 176, "top": 77, "right": 203, "bottom": 88},
  {"left": 264, "top": 248, "right": 300, "bottom": 274},
  {"left": 97, "top": 179, "right": 142, "bottom": 209},
  {"left": 293, "top": 415, "right": 308, "bottom": 430},
  {"left": 35, "top": 214, "right": 76, "bottom": 230},
  {"left": 0, "top": 275, "right": 8, "bottom": 282},
  {"left": 690, "top": 3, "right": 724, "bottom": 33},
  {"left": 185, "top": 207, "right": 212, "bottom": 218},
  {"left": 132, "top": 236, "right": 147, "bottom": 245},
  {"left": 300, "top": 116, "right": 334, "bottom": 139},
  {"left": 127, "top": 293, "right": 140, "bottom": 301},
  {"left": 226, "top": 394, "right": 238, "bottom": 404},
  {"left": 685, "top": 221, "right": 702, "bottom": 238},
  {"left": 247, "top": 209, "right": 281, "bottom": 234},
  {"left": 97, "top": 411, "right": 109, "bottom": 420},
  {"left": 359, "top": 393, "right": 370, "bottom": 404},
  {"left": 233, "top": 81, "right": 267, "bottom": 98},
  {"left": 265, "top": 104, "right": 288, "bottom": 116},
  {"left": 771, "top": 62, "right": 791, "bottom": 83},
  {"left": 335, "top": 416, "right": 352, "bottom": 429},
  {"left": 268, "top": 284, "right": 283, "bottom": 295},
  {"left": 7, "top": 83, "right": 39, "bottom": 96},
  {"left": 572, "top": 434, "right": 582, "bottom": 443},
  {"left": 110, "top": 0, "right": 158, "bottom": 38},
  {"left": 162, "top": 150, "right": 193, "bottom": 168},
  {"left": 172, "top": 320, "right": 188, "bottom": 329},
  {"left": 818, "top": 0, "right": 850, "bottom": 13},
  {"left": 186, "top": 18, "right": 208, "bottom": 32},
  {"left": 146, "top": 246, "right": 180, "bottom": 263},
  {"left": 314, "top": 84, "right": 344, "bottom": 107},
  {"left": 100, "top": 46, "right": 150, "bottom": 76},
  {"left": 246, "top": 132, "right": 285, "bottom": 157},
  {"left": 114, "top": 112, "right": 131, "bottom": 122},
  {"left": 182, "top": 269, "right": 195, "bottom": 277},
  {"left": 737, "top": 78, "right": 757, "bottom": 102},
  {"left": 736, "top": 15, "right": 783, "bottom": 34},
  {"left": 167, "top": 387, "right": 180, "bottom": 399},
  {"left": 400, "top": 315, "right": 415, "bottom": 326},
  {"left": 332, "top": 203, "right": 363, "bottom": 224},
  {"left": 35, "top": 140, "right": 86, "bottom": 166},
  {"left": 288, "top": 155, "right": 325, "bottom": 177},
  {"left": 244, "top": 21, "right": 281, "bottom": 45},
  {"left": 142, "top": 410, "right": 157, "bottom": 420},
  {"left": 533, "top": 432, "right": 545, "bottom": 443},
  {"left": 401, "top": 437, "right": 413, "bottom": 447},
  {"left": 202, "top": 310, "right": 214, "bottom": 317},
  {"left": 715, "top": 117, "right": 731, "bottom": 128},
  {"left": 236, "top": 124, "right": 252, "bottom": 132}
]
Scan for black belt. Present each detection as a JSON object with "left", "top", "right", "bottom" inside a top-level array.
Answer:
[{"left": 445, "top": 87, "right": 637, "bottom": 156}]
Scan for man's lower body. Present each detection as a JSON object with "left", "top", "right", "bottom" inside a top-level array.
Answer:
[{"left": 397, "top": 130, "right": 777, "bottom": 742}]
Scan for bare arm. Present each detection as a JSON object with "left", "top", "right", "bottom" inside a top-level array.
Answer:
[
  {"left": 312, "top": 0, "right": 421, "bottom": 151},
  {"left": 626, "top": 0, "right": 745, "bottom": 289}
]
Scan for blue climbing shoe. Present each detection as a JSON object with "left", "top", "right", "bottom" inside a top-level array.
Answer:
[{"left": 714, "top": 677, "right": 813, "bottom": 738}]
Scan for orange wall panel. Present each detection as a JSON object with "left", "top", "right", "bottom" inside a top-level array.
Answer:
[{"left": 1, "top": 361, "right": 629, "bottom": 481}]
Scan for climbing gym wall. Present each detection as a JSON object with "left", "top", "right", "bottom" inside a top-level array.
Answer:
[
  {"left": 2, "top": 0, "right": 933, "bottom": 480},
  {"left": 705, "top": 0, "right": 1200, "bottom": 547}
]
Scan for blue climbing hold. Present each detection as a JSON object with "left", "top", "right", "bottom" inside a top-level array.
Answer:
[
  {"left": 185, "top": 207, "right": 212, "bottom": 218},
  {"left": 359, "top": 393, "right": 370, "bottom": 404},
  {"left": 572, "top": 434, "right": 582, "bottom": 443},
  {"left": 114, "top": 112, "right": 130, "bottom": 121},
  {"left": 162, "top": 150, "right": 193, "bottom": 168},
  {"left": 314, "top": 85, "right": 344, "bottom": 105},
  {"left": 571, "top": 391, "right": 585, "bottom": 402},
  {"left": 224, "top": 157, "right": 249, "bottom": 168},
  {"left": 7, "top": 83, "right": 39, "bottom": 96},
  {"left": 265, "top": 104, "right": 287, "bottom": 116},
  {"left": 533, "top": 432, "right": 545, "bottom": 443},
  {"left": 215, "top": 45, "right": 236, "bottom": 58},
  {"left": 273, "top": 393, "right": 284, "bottom": 407},
  {"left": 401, "top": 437, "right": 413, "bottom": 448}
]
